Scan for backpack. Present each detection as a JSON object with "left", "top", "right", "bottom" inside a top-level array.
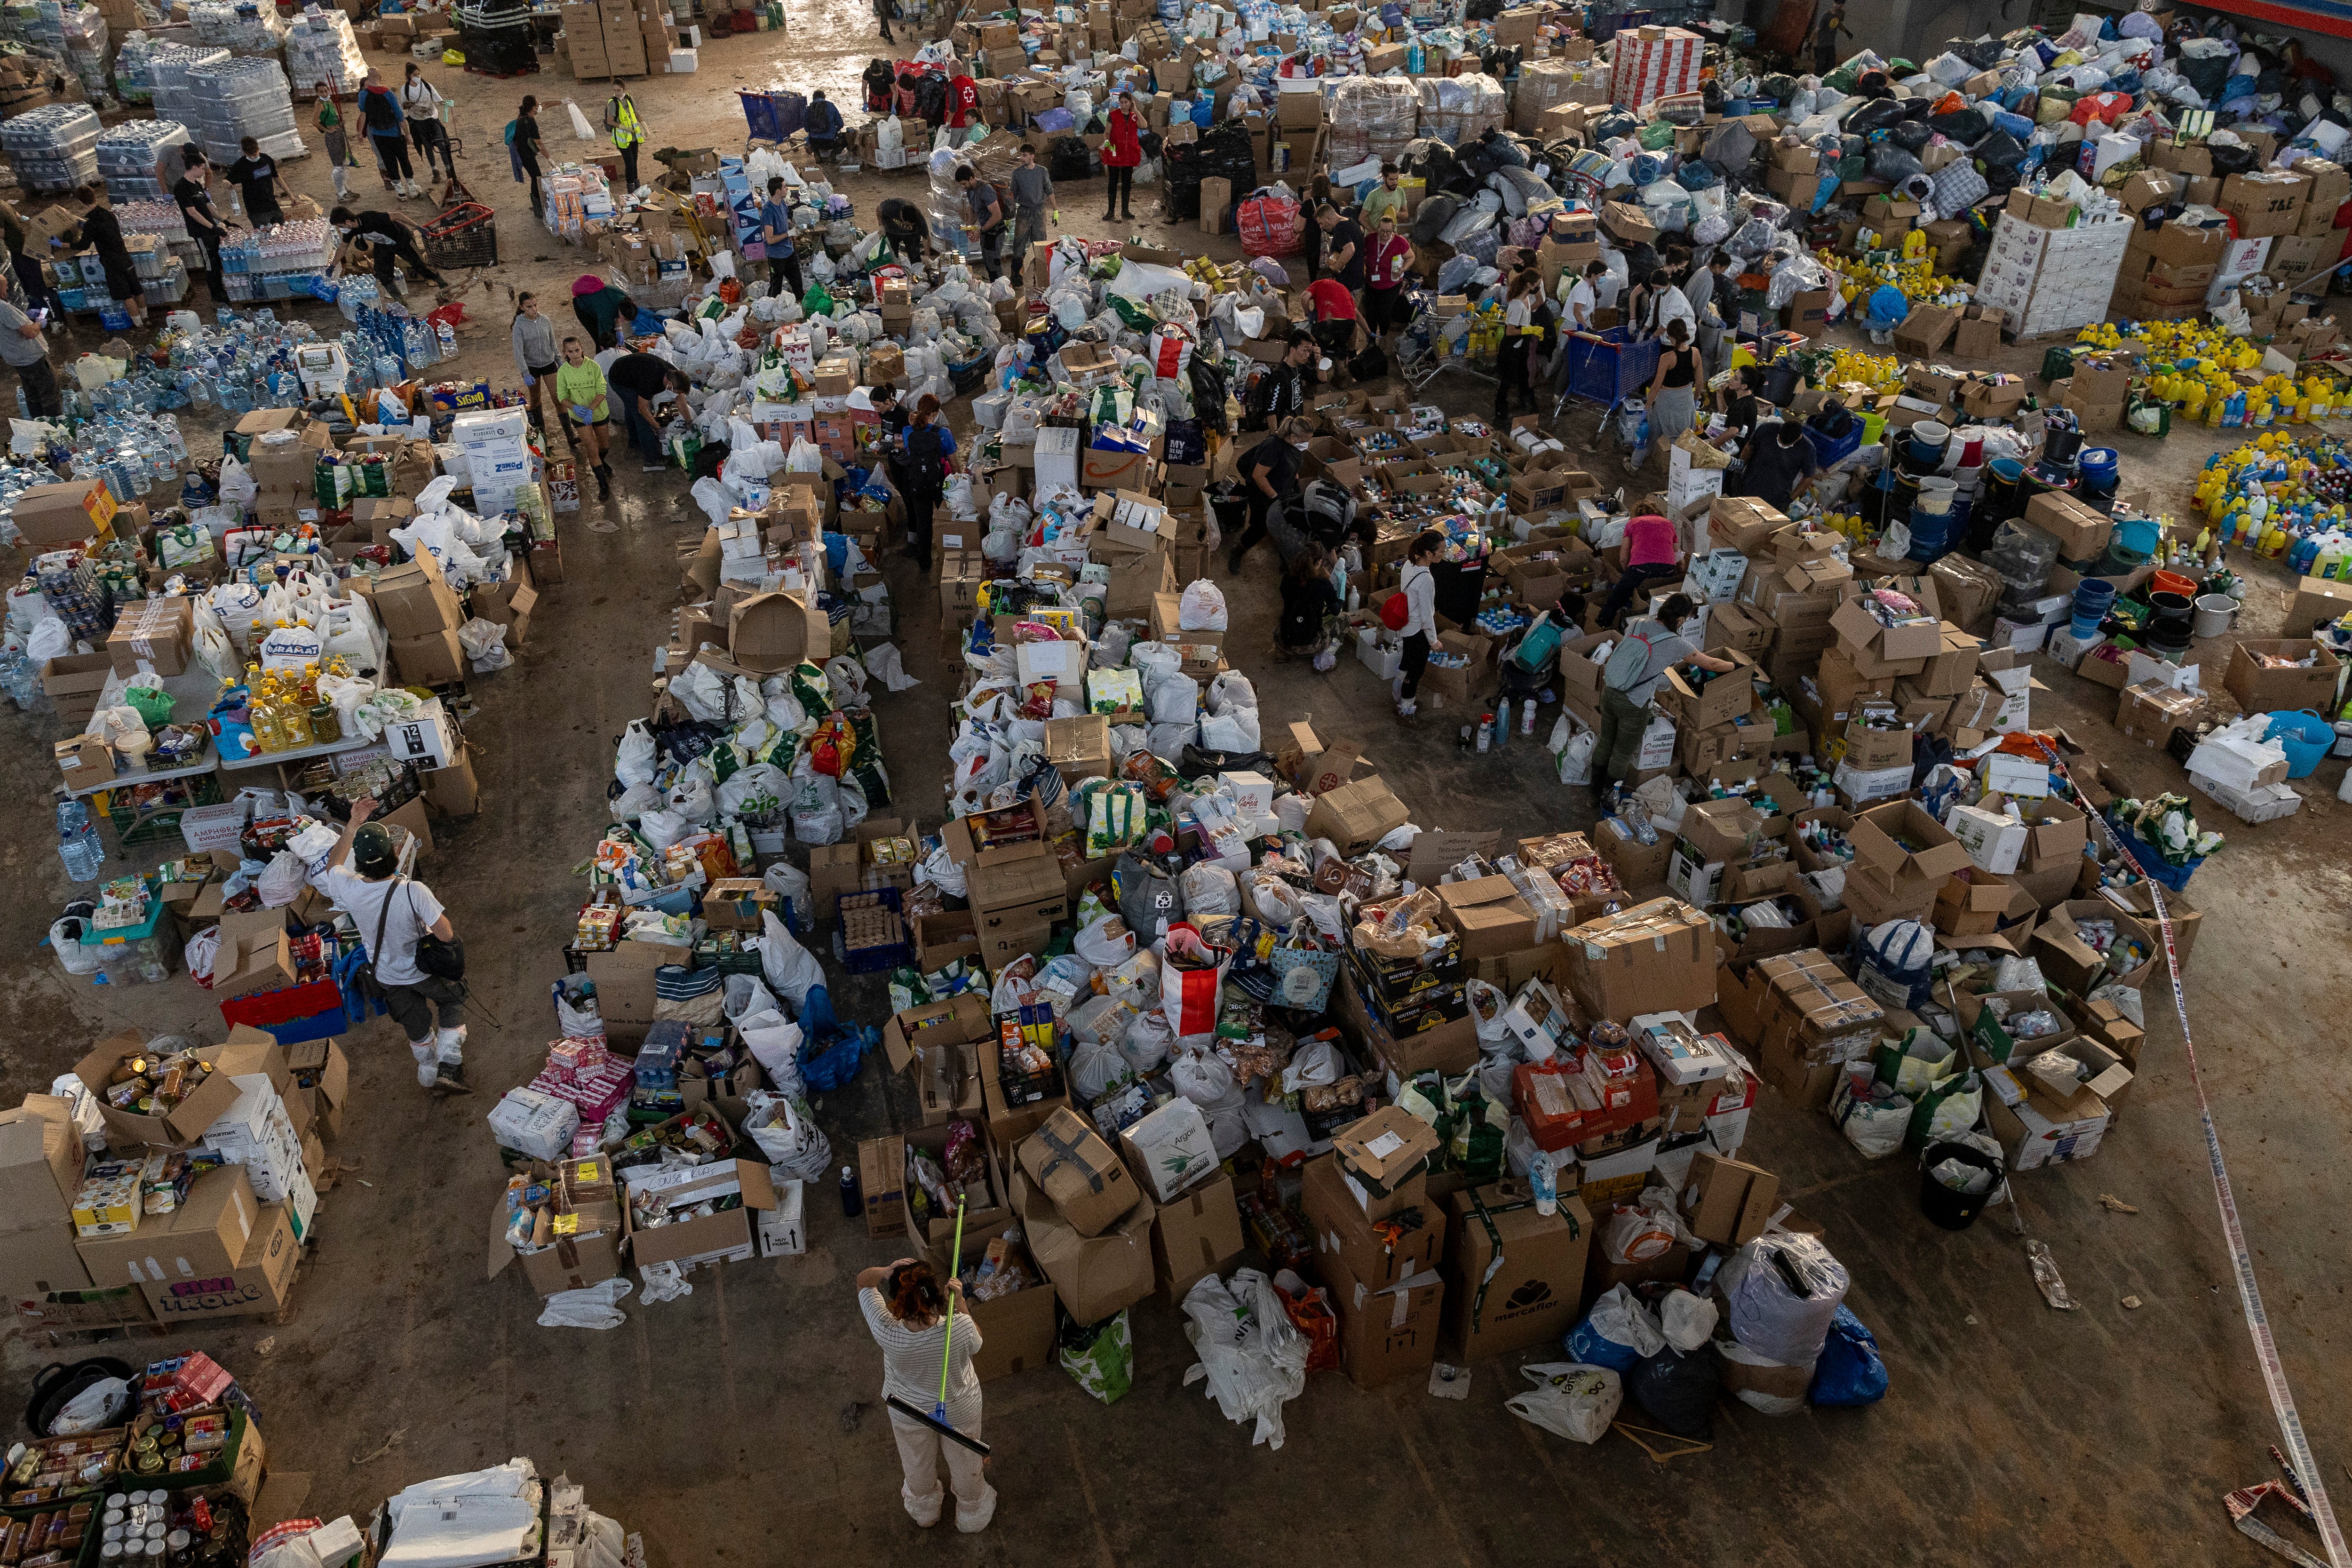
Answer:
[
  {"left": 1602, "top": 624, "right": 1662, "bottom": 692},
  {"left": 1301, "top": 478, "right": 1357, "bottom": 547},
  {"left": 1381, "top": 563, "right": 1426, "bottom": 631},
  {"left": 1347, "top": 343, "right": 1388, "bottom": 383},
  {"left": 906, "top": 422, "right": 947, "bottom": 495}
]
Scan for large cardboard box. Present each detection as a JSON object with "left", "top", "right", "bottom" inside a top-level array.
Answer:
[
  {"left": 2224, "top": 639, "right": 2342, "bottom": 713},
  {"left": 1555, "top": 899, "right": 1716, "bottom": 1023},
  {"left": 924, "top": 1222, "right": 1058, "bottom": 1381},
  {"left": 1304, "top": 776, "right": 1410, "bottom": 854},
  {"left": 1677, "top": 1151, "right": 1779, "bottom": 1245},
  {"left": 1300, "top": 1152, "right": 1444, "bottom": 1290},
  {"left": 1148, "top": 1171, "right": 1243, "bottom": 1303},
  {"left": 1321, "top": 1249, "right": 1445, "bottom": 1389},
  {"left": 0, "top": 1097, "right": 87, "bottom": 1228},
  {"left": 1439, "top": 1178, "right": 1592, "bottom": 1359},
  {"left": 728, "top": 590, "right": 829, "bottom": 673},
  {"left": 0, "top": 1224, "right": 95, "bottom": 1304},
  {"left": 627, "top": 1159, "right": 776, "bottom": 1270},
  {"left": 74, "top": 1032, "right": 244, "bottom": 1148},
  {"left": 1435, "top": 875, "right": 1538, "bottom": 961},
  {"left": 367, "top": 550, "right": 464, "bottom": 638},
  {"left": 1017, "top": 1106, "right": 1143, "bottom": 1238},
  {"left": 1014, "top": 1169, "right": 1155, "bottom": 1324}
]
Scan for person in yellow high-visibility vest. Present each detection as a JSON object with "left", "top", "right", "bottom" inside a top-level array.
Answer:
[{"left": 604, "top": 90, "right": 644, "bottom": 191}]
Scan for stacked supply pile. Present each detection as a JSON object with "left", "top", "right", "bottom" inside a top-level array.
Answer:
[
  {"left": 97, "top": 118, "right": 190, "bottom": 201},
  {"left": 1971, "top": 186, "right": 2134, "bottom": 341},
  {"left": 1607, "top": 24, "right": 1701, "bottom": 107},
  {"left": 283, "top": 8, "right": 365, "bottom": 99},
  {"left": 112, "top": 25, "right": 155, "bottom": 102},
  {"left": 1, "top": 103, "right": 101, "bottom": 193},
  {"left": 145, "top": 42, "right": 230, "bottom": 133},
  {"left": 187, "top": 0, "right": 287, "bottom": 56},
  {"left": 449, "top": 406, "right": 536, "bottom": 519},
  {"left": 186, "top": 56, "right": 306, "bottom": 166},
  {"left": 220, "top": 216, "right": 339, "bottom": 302}
]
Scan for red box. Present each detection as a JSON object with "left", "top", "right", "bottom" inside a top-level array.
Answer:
[{"left": 1513, "top": 1057, "right": 1660, "bottom": 1152}]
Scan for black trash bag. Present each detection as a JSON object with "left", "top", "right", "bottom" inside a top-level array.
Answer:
[
  {"left": 1701, "top": 77, "right": 1725, "bottom": 111},
  {"left": 2209, "top": 140, "right": 2260, "bottom": 176},
  {"left": 1188, "top": 356, "right": 1231, "bottom": 435},
  {"left": 2177, "top": 53, "right": 2230, "bottom": 102},
  {"left": 1973, "top": 127, "right": 2024, "bottom": 172},
  {"left": 1179, "top": 745, "right": 1279, "bottom": 780},
  {"left": 1409, "top": 192, "right": 1459, "bottom": 247},
  {"left": 1867, "top": 142, "right": 1926, "bottom": 183},
  {"left": 1845, "top": 99, "right": 1907, "bottom": 135},
  {"left": 1680, "top": 159, "right": 1721, "bottom": 191},
  {"left": 1462, "top": 0, "right": 1501, "bottom": 16},
  {"left": 1480, "top": 44, "right": 1522, "bottom": 78},
  {"left": 1957, "top": 36, "right": 2004, "bottom": 69},
  {"left": 1930, "top": 107, "right": 1988, "bottom": 143},
  {"left": 1486, "top": 131, "right": 1532, "bottom": 169},
  {"left": 1048, "top": 134, "right": 1093, "bottom": 182},
  {"left": 1889, "top": 120, "right": 1934, "bottom": 153},
  {"left": 1627, "top": 1346, "right": 1718, "bottom": 1440},
  {"left": 1399, "top": 136, "right": 1459, "bottom": 191},
  {"left": 2257, "top": 65, "right": 2289, "bottom": 99},
  {"left": 1759, "top": 71, "right": 1797, "bottom": 101}
]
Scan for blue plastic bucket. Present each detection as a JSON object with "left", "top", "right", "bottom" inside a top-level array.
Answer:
[
  {"left": 1906, "top": 506, "right": 1952, "bottom": 562},
  {"left": 2070, "top": 576, "right": 2116, "bottom": 637},
  {"left": 2265, "top": 710, "right": 2332, "bottom": 778},
  {"left": 2078, "top": 446, "right": 2119, "bottom": 488}
]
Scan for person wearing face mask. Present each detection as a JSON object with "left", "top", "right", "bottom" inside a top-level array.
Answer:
[
  {"left": 330, "top": 205, "right": 444, "bottom": 300},
  {"left": 1225, "top": 416, "right": 1312, "bottom": 574}
]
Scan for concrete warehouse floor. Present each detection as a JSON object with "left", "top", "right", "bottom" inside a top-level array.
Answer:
[{"left": 3, "top": 16, "right": 2351, "bottom": 1564}]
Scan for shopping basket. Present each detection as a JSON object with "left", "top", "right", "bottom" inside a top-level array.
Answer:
[{"left": 421, "top": 201, "right": 499, "bottom": 270}]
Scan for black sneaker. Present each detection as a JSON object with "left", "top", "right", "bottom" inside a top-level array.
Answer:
[{"left": 430, "top": 1064, "right": 473, "bottom": 1095}]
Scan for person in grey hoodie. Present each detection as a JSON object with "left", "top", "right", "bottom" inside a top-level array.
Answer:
[
  {"left": 511, "top": 291, "right": 573, "bottom": 445},
  {"left": 1008, "top": 143, "right": 1054, "bottom": 290}
]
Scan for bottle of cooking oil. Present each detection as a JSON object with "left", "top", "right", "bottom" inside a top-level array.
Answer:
[
  {"left": 276, "top": 680, "right": 314, "bottom": 748},
  {"left": 250, "top": 675, "right": 284, "bottom": 752}
]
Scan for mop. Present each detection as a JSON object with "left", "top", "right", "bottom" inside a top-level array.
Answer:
[{"left": 884, "top": 1197, "right": 991, "bottom": 1457}]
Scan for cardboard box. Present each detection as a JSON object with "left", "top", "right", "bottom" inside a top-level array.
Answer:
[
  {"left": 74, "top": 1032, "right": 245, "bottom": 1149},
  {"left": 1018, "top": 1106, "right": 1143, "bottom": 1238},
  {"left": 1118, "top": 1097, "right": 1220, "bottom": 1204},
  {"left": 12, "top": 477, "right": 119, "bottom": 545},
  {"left": 1149, "top": 1171, "right": 1243, "bottom": 1303},
  {"left": 1677, "top": 1151, "right": 1778, "bottom": 1245},
  {"left": 1555, "top": 899, "right": 1716, "bottom": 1023},
  {"left": 626, "top": 1159, "right": 776, "bottom": 1271},
  {"left": 2224, "top": 639, "right": 2342, "bottom": 714},
  {"left": 1435, "top": 876, "right": 1538, "bottom": 961},
  {"left": 0, "top": 1098, "right": 87, "bottom": 1226},
  {"left": 368, "top": 551, "right": 464, "bottom": 638},
  {"left": 1300, "top": 1153, "right": 1445, "bottom": 1290},
  {"left": 1304, "top": 776, "right": 1409, "bottom": 854},
  {"left": 925, "top": 1221, "right": 1058, "bottom": 1382},
  {"left": 1013, "top": 1168, "right": 1155, "bottom": 1325},
  {"left": 729, "top": 590, "right": 828, "bottom": 673},
  {"left": 1322, "top": 1249, "right": 1445, "bottom": 1389},
  {"left": 1438, "top": 1178, "right": 1591, "bottom": 1359},
  {"left": 858, "top": 1134, "right": 908, "bottom": 1239}
]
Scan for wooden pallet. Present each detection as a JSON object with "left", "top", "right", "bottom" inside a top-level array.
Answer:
[{"left": 35, "top": 1318, "right": 172, "bottom": 1349}]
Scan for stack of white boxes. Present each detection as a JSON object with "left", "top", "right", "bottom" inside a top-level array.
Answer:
[
  {"left": 202, "top": 1074, "right": 319, "bottom": 1244},
  {"left": 1973, "top": 212, "right": 2134, "bottom": 339},
  {"left": 452, "top": 406, "right": 536, "bottom": 517},
  {"left": 1608, "top": 26, "right": 1702, "bottom": 109}
]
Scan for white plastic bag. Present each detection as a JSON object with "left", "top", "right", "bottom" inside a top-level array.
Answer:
[
  {"left": 1507, "top": 1363, "right": 1622, "bottom": 1445},
  {"left": 50, "top": 1377, "right": 131, "bottom": 1435},
  {"left": 537, "top": 1276, "right": 633, "bottom": 1330},
  {"left": 1659, "top": 1288, "right": 1719, "bottom": 1353},
  {"left": 1177, "top": 578, "right": 1230, "bottom": 630},
  {"left": 755, "top": 909, "right": 826, "bottom": 1007},
  {"left": 1179, "top": 1269, "right": 1308, "bottom": 1449}
]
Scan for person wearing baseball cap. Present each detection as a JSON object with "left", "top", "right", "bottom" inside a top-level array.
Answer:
[{"left": 318, "top": 799, "right": 469, "bottom": 1094}]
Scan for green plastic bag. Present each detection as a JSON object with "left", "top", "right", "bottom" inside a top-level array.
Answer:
[
  {"left": 1638, "top": 120, "right": 1677, "bottom": 151},
  {"left": 787, "top": 661, "right": 833, "bottom": 717},
  {"left": 1107, "top": 293, "right": 1155, "bottom": 330},
  {"left": 124, "top": 680, "right": 173, "bottom": 729},
  {"left": 801, "top": 280, "right": 834, "bottom": 316},
  {"left": 1058, "top": 1308, "right": 1133, "bottom": 1403}
]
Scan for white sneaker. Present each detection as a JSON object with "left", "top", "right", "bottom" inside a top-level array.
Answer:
[{"left": 410, "top": 1040, "right": 436, "bottom": 1088}]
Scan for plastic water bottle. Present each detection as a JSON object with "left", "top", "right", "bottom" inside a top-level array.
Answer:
[
  {"left": 57, "top": 799, "right": 103, "bottom": 883},
  {"left": 1529, "top": 1148, "right": 1557, "bottom": 1217},
  {"left": 0, "top": 639, "right": 45, "bottom": 710}
]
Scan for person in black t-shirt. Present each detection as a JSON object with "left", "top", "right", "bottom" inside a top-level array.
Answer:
[
  {"left": 606, "top": 351, "right": 692, "bottom": 471},
  {"left": 330, "top": 205, "right": 443, "bottom": 300},
  {"left": 1318, "top": 203, "right": 1366, "bottom": 292},
  {"left": 1278, "top": 541, "right": 1343, "bottom": 657},
  {"left": 1225, "top": 416, "right": 1311, "bottom": 574},
  {"left": 227, "top": 136, "right": 292, "bottom": 228},
  {"left": 173, "top": 164, "right": 229, "bottom": 302},
  {"left": 1242, "top": 331, "right": 1319, "bottom": 432}
]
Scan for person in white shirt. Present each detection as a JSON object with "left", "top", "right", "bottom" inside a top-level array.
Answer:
[
  {"left": 400, "top": 65, "right": 453, "bottom": 183},
  {"left": 317, "top": 800, "right": 469, "bottom": 1094},
  {"left": 1392, "top": 529, "right": 1442, "bottom": 722},
  {"left": 1649, "top": 269, "right": 1696, "bottom": 342},
  {"left": 1565, "top": 259, "right": 1605, "bottom": 332},
  {"left": 857, "top": 1258, "right": 993, "bottom": 1532}
]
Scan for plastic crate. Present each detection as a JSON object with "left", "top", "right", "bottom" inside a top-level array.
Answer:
[
  {"left": 421, "top": 202, "right": 499, "bottom": 270},
  {"left": 999, "top": 1060, "right": 1063, "bottom": 1108},
  {"left": 834, "top": 887, "right": 910, "bottom": 973},
  {"left": 1805, "top": 420, "right": 1862, "bottom": 467}
]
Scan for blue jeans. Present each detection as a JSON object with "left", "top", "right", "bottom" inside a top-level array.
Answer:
[{"left": 620, "top": 390, "right": 663, "bottom": 465}]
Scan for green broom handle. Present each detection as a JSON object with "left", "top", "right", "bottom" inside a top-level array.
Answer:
[{"left": 937, "top": 1195, "right": 967, "bottom": 1415}]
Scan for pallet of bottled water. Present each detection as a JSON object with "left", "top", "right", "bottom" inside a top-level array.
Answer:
[
  {"left": 188, "top": 56, "right": 307, "bottom": 165},
  {"left": 145, "top": 42, "right": 232, "bottom": 130},
  {"left": 97, "top": 119, "right": 190, "bottom": 201},
  {"left": 285, "top": 8, "right": 365, "bottom": 97},
  {"left": 221, "top": 217, "right": 336, "bottom": 301},
  {"left": 187, "top": 0, "right": 288, "bottom": 55},
  {"left": 116, "top": 197, "right": 191, "bottom": 245},
  {"left": 0, "top": 103, "right": 102, "bottom": 193}
]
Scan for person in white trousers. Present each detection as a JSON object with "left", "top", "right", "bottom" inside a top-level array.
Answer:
[{"left": 857, "top": 1259, "right": 994, "bottom": 1533}]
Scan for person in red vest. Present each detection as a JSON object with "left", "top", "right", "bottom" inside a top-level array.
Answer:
[
  {"left": 947, "top": 72, "right": 978, "bottom": 128},
  {"left": 1101, "top": 91, "right": 1142, "bottom": 223}
]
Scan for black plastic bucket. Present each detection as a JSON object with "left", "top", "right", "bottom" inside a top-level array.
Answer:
[{"left": 1919, "top": 1142, "right": 2003, "bottom": 1231}]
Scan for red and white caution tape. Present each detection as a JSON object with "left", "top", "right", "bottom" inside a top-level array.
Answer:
[{"left": 2098, "top": 814, "right": 2347, "bottom": 1568}]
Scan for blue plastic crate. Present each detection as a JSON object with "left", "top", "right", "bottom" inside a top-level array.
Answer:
[
  {"left": 1805, "top": 421, "right": 1862, "bottom": 467},
  {"left": 835, "top": 887, "right": 911, "bottom": 974}
]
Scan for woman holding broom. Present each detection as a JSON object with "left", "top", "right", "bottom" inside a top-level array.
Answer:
[{"left": 858, "top": 1256, "right": 995, "bottom": 1532}]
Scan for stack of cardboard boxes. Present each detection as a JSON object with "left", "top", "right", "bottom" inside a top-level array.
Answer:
[
  {"left": 2, "top": 1029, "right": 350, "bottom": 1332},
  {"left": 366, "top": 549, "right": 467, "bottom": 687},
  {"left": 561, "top": 0, "right": 647, "bottom": 78}
]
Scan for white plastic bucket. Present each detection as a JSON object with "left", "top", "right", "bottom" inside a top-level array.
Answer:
[{"left": 2192, "top": 593, "right": 2237, "bottom": 639}]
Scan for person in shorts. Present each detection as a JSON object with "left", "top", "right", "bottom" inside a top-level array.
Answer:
[{"left": 555, "top": 335, "right": 613, "bottom": 498}]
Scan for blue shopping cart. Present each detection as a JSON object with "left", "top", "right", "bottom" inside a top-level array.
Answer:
[{"left": 1553, "top": 327, "right": 1660, "bottom": 420}]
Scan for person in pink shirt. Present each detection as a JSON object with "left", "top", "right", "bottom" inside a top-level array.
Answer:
[{"left": 1599, "top": 513, "right": 1684, "bottom": 629}]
